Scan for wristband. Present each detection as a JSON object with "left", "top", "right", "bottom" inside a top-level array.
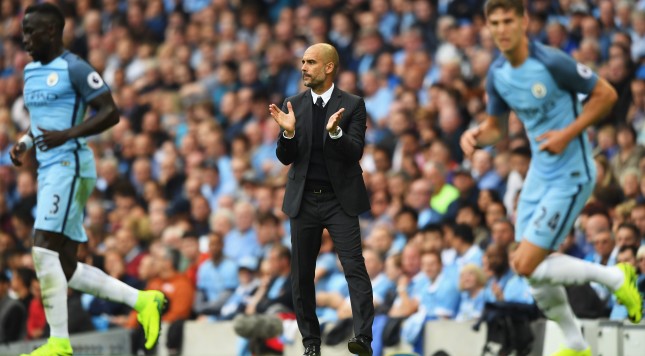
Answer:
[{"left": 19, "top": 135, "right": 33, "bottom": 150}]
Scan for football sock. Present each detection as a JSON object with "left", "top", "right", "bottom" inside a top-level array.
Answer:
[
  {"left": 32, "top": 247, "right": 69, "bottom": 338},
  {"left": 68, "top": 262, "right": 139, "bottom": 309},
  {"left": 530, "top": 284, "right": 588, "bottom": 351},
  {"left": 530, "top": 254, "right": 623, "bottom": 291}
]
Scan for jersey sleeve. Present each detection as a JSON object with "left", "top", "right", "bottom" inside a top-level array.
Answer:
[
  {"left": 538, "top": 45, "right": 598, "bottom": 95},
  {"left": 485, "top": 67, "right": 510, "bottom": 116},
  {"left": 67, "top": 57, "right": 110, "bottom": 102}
]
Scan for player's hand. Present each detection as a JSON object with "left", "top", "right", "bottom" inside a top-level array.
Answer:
[
  {"left": 9, "top": 142, "right": 27, "bottom": 166},
  {"left": 269, "top": 102, "right": 296, "bottom": 136},
  {"left": 326, "top": 108, "right": 345, "bottom": 133},
  {"left": 35, "top": 127, "right": 71, "bottom": 151},
  {"left": 460, "top": 126, "right": 481, "bottom": 158},
  {"left": 536, "top": 129, "right": 571, "bottom": 155}
]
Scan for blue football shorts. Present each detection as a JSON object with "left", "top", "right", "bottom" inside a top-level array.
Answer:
[
  {"left": 34, "top": 165, "right": 95, "bottom": 242},
  {"left": 515, "top": 177, "right": 594, "bottom": 251}
]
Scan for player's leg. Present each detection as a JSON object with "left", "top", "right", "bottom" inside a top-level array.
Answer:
[
  {"left": 514, "top": 183, "right": 641, "bottom": 320},
  {"left": 513, "top": 183, "right": 640, "bottom": 354},
  {"left": 21, "top": 170, "right": 77, "bottom": 356},
  {"left": 62, "top": 177, "right": 166, "bottom": 350},
  {"left": 512, "top": 194, "right": 589, "bottom": 354}
]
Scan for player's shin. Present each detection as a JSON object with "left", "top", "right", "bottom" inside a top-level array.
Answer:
[
  {"left": 32, "top": 247, "right": 70, "bottom": 338},
  {"left": 68, "top": 262, "right": 139, "bottom": 308},
  {"left": 530, "top": 284, "right": 588, "bottom": 351},
  {"left": 529, "top": 254, "right": 623, "bottom": 290}
]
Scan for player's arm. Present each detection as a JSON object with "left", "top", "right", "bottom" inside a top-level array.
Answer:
[
  {"left": 461, "top": 66, "right": 510, "bottom": 157},
  {"left": 552, "top": 78, "right": 617, "bottom": 145},
  {"left": 35, "top": 57, "right": 118, "bottom": 151},
  {"left": 35, "top": 92, "right": 118, "bottom": 151},
  {"left": 461, "top": 112, "right": 510, "bottom": 157},
  {"left": 66, "top": 92, "right": 119, "bottom": 138},
  {"left": 537, "top": 50, "right": 617, "bottom": 154}
]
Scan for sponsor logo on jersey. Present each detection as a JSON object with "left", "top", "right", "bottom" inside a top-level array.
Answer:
[
  {"left": 24, "top": 91, "right": 59, "bottom": 106},
  {"left": 47, "top": 72, "right": 58, "bottom": 86},
  {"left": 531, "top": 82, "right": 547, "bottom": 99},
  {"left": 87, "top": 71, "right": 104, "bottom": 89}
]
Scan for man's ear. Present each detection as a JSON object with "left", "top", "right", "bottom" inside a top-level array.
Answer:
[{"left": 326, "top": 62, "right": 335, "bottom": 75}]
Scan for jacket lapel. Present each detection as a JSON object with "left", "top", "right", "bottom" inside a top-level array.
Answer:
[{"left": 323, "top": 88, "right": 342, "bottom": 145}]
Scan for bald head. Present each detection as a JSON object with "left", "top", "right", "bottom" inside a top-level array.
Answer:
[
  {"left": 301, "top": 43, "right": 340, "bottom": 93},
  {"left": 313, "top": 43, "right": 339, "bottom": 75}
]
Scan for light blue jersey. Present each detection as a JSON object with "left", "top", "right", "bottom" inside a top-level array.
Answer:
[
  {"left": 487, "top": 41, "right": 597, "bottom": 185},
  {"left": 486, "top": 42, "right": 599, "bottom": 250},
  {"left": 25, "top": 51, "right": 110, "bottom": 242},
  {"left": 24, "top": 51, "right": 109, "bottom": 177}
]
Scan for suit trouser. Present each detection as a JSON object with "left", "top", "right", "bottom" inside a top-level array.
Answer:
[{"left": 290, "top": 189, "right": 374, "bottom": 347}]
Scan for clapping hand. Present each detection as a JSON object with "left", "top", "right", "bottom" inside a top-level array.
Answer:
[
  {"left": 326, "top": 108, "right": 345, "bottom": 133},
  {"left": 269, "top": 102, "right": 296, "bottom": 135}
]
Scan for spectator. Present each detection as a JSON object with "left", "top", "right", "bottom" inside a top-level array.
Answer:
[
  {"left": 11, "top": 267, "right": 35, "bottom": 311},
  {"left": 490, "top": 218, "right": 515, "bottom": 250},
  {"left": 26, "top": 278, "right": 46, "bottom": 340},
  {"left": 178, "top": 231, "right": 209, "bottom": 287},
  {"left": 455, "top": 263, "right": 487, "bottom": 321},
  {"left": 115, "top": 228, "right": 147, "bottom": 280},
  {"left": 194, "top": 232, "right": 238, "bottom": 319},
  {"left": 0, "top": 271, "right": 26, "bottom": 342},
  {"left": 244, "top": 244, "right": 293, "bottom": 315},
  {"left": 451, "top": 224, "right": 483, "bottom": 271},
  {"left": 224, "top": 201, "right": 261, "bottom": 262},
  {"left": 423, "top": 161, "right": 459, "bottom": 215}
]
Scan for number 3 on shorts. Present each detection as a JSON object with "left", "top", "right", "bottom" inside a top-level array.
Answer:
[{"left": 50, "top": 194, "right": 60, "bottom": 214}]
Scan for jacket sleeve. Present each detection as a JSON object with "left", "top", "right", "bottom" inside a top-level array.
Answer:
[
  {"left": 326, "top": 98, "right": 367, "bottom": 163},
  {"left": 275, "top": 99, "right": 299, "bottom": 165}
]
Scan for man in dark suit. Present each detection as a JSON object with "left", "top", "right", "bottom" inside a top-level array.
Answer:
[{"left": 269, "top": 43, "right": 374, "bottom": 356}]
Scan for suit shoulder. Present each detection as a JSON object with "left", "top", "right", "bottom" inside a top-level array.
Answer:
[{"left": 338, "top": 89, "right": 363, "bottom": 103}]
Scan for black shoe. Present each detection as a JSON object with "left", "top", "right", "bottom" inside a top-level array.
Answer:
[
  {"left": 348, "top": 335, "right": 372, "bottom": 356},
  {"left": 303, "top": 344, "right": 321, "bottom": 356}
]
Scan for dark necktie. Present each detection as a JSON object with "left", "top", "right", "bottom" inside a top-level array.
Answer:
[{"left": 316, "top": 97, "right": 324, "bottom": 108}]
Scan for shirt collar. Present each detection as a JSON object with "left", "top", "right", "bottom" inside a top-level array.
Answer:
[{"left": 311, "top": 84, "right": 334, "bottom": 107}]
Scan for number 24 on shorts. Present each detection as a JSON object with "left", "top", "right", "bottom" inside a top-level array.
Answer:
[{"left": 534, "top": 207, "right": 561, "bottom": 232}]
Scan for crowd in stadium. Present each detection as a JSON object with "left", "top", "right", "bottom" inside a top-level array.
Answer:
[{"left": 1, "top": 0, "right": 645, "bottom": 355}]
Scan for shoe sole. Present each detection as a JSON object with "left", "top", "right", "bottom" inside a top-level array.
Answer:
[
  {"left": 347, "top": 341, "right": 370, "bottom": 356},
  {"left": 144, "top": 292, "right": 169, "bottom": 349}
]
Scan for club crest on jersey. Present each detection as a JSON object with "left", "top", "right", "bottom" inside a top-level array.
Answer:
[
  {"left": 47, "top": 72, "right": 58, "bottom": 87},
  {"left": 87, "top": 72, "right": 104, "bottom": 89},
  {"left": 531, "top": 82, "right": 547, "bottom": 99}
]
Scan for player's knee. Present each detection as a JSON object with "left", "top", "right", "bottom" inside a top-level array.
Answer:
[{"left": 511, "top": 256, "right": 537, "bottom": 277}]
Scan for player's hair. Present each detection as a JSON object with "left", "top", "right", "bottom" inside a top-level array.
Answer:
[
  {"left": 484, "top": 0, "right": 524, "bottom": 18},
  {"left": 25, "top": 3, "right": 65, "bottom": 36}
]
